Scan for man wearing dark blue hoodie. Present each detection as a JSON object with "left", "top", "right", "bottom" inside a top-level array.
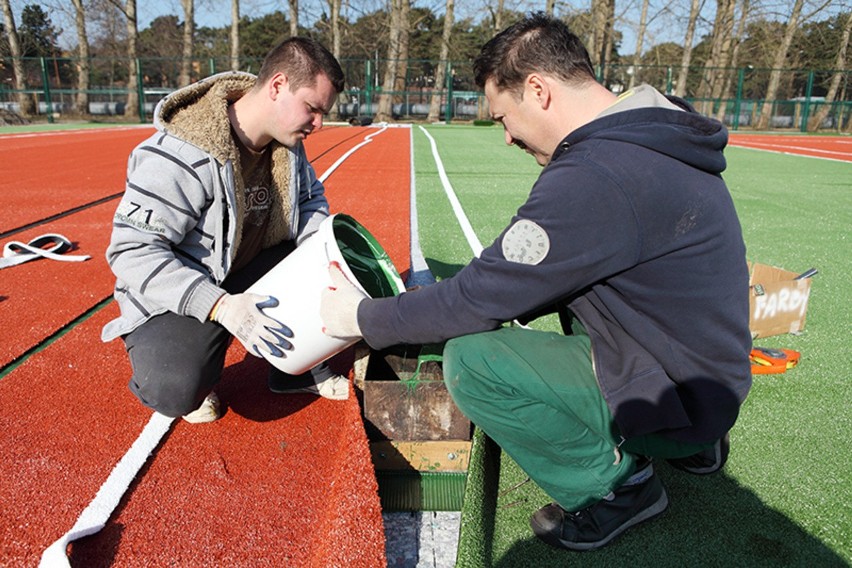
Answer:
[{"left": 322, "top": 13, "right": 752, "bottom": 551}]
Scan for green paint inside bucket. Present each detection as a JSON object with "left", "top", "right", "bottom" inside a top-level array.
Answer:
[{"left": 333, "top": 215, "right": 404, "bottom": 298}]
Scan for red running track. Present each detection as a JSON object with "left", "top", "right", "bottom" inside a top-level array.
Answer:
[
  {"left": 0, "top": 124, "right": 410, "bottom": 566},
  {"left": 728, "top": 133, "right": 852, "bottom": 162}
]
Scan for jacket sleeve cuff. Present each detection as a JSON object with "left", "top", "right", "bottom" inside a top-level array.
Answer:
[{"left": 186, "top": 280, "right": 227, "bottom": 322}]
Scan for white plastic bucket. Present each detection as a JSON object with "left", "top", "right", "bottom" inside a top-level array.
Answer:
[{"left": 246, "top": 213, "right": 405, "bottom": 375}]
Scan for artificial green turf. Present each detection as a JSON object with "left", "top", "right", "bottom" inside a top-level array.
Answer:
[{"left": 414, "top": 125, "right": 852, "bottom": 566}]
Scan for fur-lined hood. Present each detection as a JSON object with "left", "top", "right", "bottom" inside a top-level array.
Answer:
[
  {"left": 152, "top": 71, "right": 295, "bottom": 253},
  {"left": 154, "top": 71, "right": 253, "bottom": 164}
]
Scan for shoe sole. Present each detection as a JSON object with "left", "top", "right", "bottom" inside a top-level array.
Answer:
[{"left": 532, "top": 489, "right": 669, "bottom": 552}]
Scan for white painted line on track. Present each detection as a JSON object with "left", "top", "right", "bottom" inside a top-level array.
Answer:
[
  {"left": 417, "top": 126, "right": 483, "bottom": 257},
  {"left": 39, "top": 124, "right": 388, "bottom": 565},
  {"left": 727, "top": 143, "right": 852, "bottom": 163},
  {"left": 40, "top": 412, "right": 175, "bottom": 567},
  {"left": 319, "top": 124, "right": 389, "bottom": 182}
]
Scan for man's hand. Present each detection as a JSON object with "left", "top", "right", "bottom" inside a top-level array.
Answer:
[
  {"left": 212, "top": 293, "right": 293, "bottom": 357},
  {"left": 321, "top": 262, "right": 367, "bottom": 338}
]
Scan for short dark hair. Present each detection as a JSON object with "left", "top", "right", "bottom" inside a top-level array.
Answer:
[
  {"left": 473, "top": 13, "right": 595, "bottom": 96},
  {"left": 257, "top": 37, "right": 345, "bottom": 93}
]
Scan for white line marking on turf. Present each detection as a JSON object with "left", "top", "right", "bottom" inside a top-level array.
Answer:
[
  {"left": 40, "top": 412, "right": 175, "bottom": 567},
  {"left": 408, "top": 126, "right": 435, "bottom": 287},
  {"left": 39, "top": 125, "right": 386, "bottom": 565},
  {"left": 418, "top": 126, "right": 483, "bottom": 257}
]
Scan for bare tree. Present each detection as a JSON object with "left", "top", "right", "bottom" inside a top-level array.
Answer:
[
  {"left": 288, "top": 0, "right": 298, "bottom": 36},
  {"left": 753, "top": 0, "right": 825, "bottom": 129},
  {"left": 428, "top": 0, "right": 455, "bottom": 122},
  {"left": 674, "top": 0, "right": 704, "bottom": 97},
  {"left": 375, "top": 0, "right": 406, "bottom": 122},
  {"left": 807, "top": 11, "right": 852, "bottom": 131},
  {"left": 108, "top": 0, "right": 140, "bottom": 120},
  {"left": 714, "top": 0, "right": 750, "bottom": 122},
  {"left": 1, "top": 0, "right": 36, "bottom": 116},
  {"left": 589, "top": 0, "right": 616, "bottom": 76},
  {"left": 327, "top": 0, "right": 343, "bottom": 120},
  {"left": 628, "top": 0, "right": 651, "bottom": 90},
  {"left": 177, "top": 0, "right": 195, "bottom": 87},
  {"left": 70, "top": 0, "right": 91, "bottom": 115},
  {"left": 545, "top": 0, "right": 556, "bottom": 16},
  {"left": 491, "top": 0, "right": 505, "bottom": 35},
  {"left": 697, "top": 0, "right": 736, "bottom": 115},
  {"left": 231, "top": 0, "right": 240, "bottom": 71}
]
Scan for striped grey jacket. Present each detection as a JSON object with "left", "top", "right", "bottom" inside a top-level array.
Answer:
[{"left": 101, "top": 72, "right": 329, "bottom": 342}]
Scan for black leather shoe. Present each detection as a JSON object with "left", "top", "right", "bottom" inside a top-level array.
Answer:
[
  {"left": 667, "top": 432, "right": 730, "bottom": 475},
  {"left": 530, "top": 462, "right": 668, "bottom": 551}
]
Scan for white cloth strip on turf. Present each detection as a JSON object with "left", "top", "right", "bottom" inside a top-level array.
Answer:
[
  {"left": 39, "top": 125, "right": 386, "bottom": 565},
  {"left": 417, "top": 126, "right": 483, "bottom": 257},
  {"left": 40, "top": 412, "right": 175, "bottom": 567},
  {"left": 407, "top": 126, "right": 436, "bottom": 288},
  {"left": 0, "top": 234, "right": 91, "bottom": 270}
]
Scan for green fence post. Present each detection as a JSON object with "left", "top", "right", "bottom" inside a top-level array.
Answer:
[
  {"left": 365, "top": 59, "right": 373, "bottom": 116},
  {"left": 39, "top": 57, "right": 55, "bottom": 124},
  {"left": 444, "top": 62, "right": 453, "bottom": 123},
  {"left": 136, "top": 58, "right": 146, "bottom": 122},
  {"left": 665, "top": 66, "right": 673, "bottom": 95},
  {"left": 800, "top": 70, "right": 814, "bottom": 132},
  {"left": 733, "top": 67, "right": 745, "bottom": 131},
  {"left": 209, "top": 58, "right": 216, "bottom": 76}
]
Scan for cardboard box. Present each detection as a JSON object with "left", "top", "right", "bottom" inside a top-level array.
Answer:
[{"left": 748, "top": 262, "right": 813, "bottom": 338}]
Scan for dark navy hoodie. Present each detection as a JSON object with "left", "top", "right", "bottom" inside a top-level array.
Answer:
[{"left": 358, "top": 97, "right": 752, "bottom": 444}]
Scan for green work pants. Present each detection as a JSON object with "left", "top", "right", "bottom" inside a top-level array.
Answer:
[{"left": 443, "top": 325, "right": 707, "bottom": 511}]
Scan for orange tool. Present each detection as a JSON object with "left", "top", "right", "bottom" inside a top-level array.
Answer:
[{"left": 750, "top": 347, "right": 801, "bottom": 375}]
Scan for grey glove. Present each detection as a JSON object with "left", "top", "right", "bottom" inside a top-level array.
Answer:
[
  {"left": 211, "top": 293, "right": 293, "bottom": 357},
  {"left": 321, "top": 262, "right": 367, "bottom": 339}
]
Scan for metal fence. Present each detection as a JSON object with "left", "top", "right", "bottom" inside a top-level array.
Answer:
[{"left": 1, "top": 55, "right": 849, "bottom": 132}]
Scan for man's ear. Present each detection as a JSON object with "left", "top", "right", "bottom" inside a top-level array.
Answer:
[
  {"left": 268, "top": 72, "right": 290, "bottom": 100},
  {"left": 525, "top": 73, "right": 552, "bottom": 109}
]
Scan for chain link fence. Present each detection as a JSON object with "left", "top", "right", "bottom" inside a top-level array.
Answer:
[{"left": 1, "top": 55, "right": 849, "bottom": 132}]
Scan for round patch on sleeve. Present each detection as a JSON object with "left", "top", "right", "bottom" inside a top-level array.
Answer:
[{"left": 501, "top": 219, "right": 550, "bottom": 265}]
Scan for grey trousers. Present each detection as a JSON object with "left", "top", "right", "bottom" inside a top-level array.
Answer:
[{"left": 123, "top": 243, "right": 332, "bottom": 417}]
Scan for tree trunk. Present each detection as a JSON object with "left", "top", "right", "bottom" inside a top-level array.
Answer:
[
  {"left": 327, "top": 0, "right": 343, "bottom": 120},
  {"left": 125, "top": 0, "right": 140, "bottom": 120},
  {"left": 1, "top": 0, "right": 35, "bottom": 116},
  {"left": 288, "top": 0, "right": 298, "bottom": 37},
  {"left": 427, "top": 0, "right": 454, "bottom": 123},
  {"left": 179, "top": 0, "right": 195, "bottom": 87},
  {"left": 698, "top": 0, "right": 736, "bottom": 115},
  {"left": 754, "top": 0, "right": 804, "bottom": 130},
  {"left": 545, "top": 0, "right": 555, "bottom": 16},
  {"left": 376, "top": 0, "right": 403, "bottom": 122},
  {"left": 71, "top": 0, "right": 91, "bottom": 115},
  {"left": 230, "top": 0, "right": 240, "bottom": 71},
  {"left": 492, "top": 0, "right": 505, "bottom": 36},
  {"left": 629, "top": 0, "right": 650, "bottom": 90},
  {"left": 714, "top": 0, "right": 750, "bottom": 123},
  {"left": 807, "top": 12, "right": 852, "bottom": 131},
  {"left": 674, "top": 0, "right": 703, "bottom": 97}
]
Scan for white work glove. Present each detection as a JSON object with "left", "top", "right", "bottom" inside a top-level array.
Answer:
[
  {"left": 211, "top": 293, "right": 293, "bottom": 357},
  {"left": 321, "top": 262, "right": 367, "bottom": 339}
]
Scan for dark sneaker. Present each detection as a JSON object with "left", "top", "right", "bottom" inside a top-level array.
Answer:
[
  {"left": 667, "top": 432, "right": 730, "bottom": 475},
  {"left": 268, "top": 369, "right": 349, "bottom": 400},
  {"left": 530, "top": 462, "right": 668, "bottom": 551}
]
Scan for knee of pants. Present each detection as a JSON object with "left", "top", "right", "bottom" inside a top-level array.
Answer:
[
  {"left": 129, "top": 368, "right": 212, "bottom": 417},
  {"left": 442, "top": 334, "right": 495, "bottom": 416}
]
